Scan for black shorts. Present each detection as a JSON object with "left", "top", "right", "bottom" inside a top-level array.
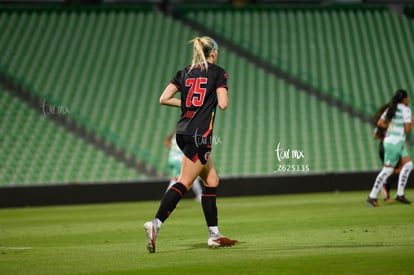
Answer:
[{"left": 176, "top": 134, "right": 211, "bottom": 165}]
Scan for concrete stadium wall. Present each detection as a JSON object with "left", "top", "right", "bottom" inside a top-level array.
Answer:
[{"left": 0, "top": 172, "right": 378, "bottom": 208}]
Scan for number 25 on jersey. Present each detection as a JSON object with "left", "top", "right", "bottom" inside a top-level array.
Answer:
[{"left": 185, "top": 77, "right": 207, "bottom": 107}]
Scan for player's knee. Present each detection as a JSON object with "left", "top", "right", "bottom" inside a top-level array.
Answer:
[
  {"left": 402, "top": 161, "right": 413, "bottom": 171},
  {"left": 205, "top": 175, "right": 219, "bottom": 188},
  {"left": 382, "top": 166, "right": 394, "bottom": 177}
]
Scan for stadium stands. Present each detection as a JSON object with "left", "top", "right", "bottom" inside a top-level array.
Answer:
[
  {"left": 182, "top": 5, "right": 414, "bottom": 118},
  {"left": 0, "top": 3, "right": 412, "bottom": 186},
  {"left": 0, "top": 89, "right": 144, "bottom": 186},
  {"left": 0, "top": 6, "right": 188, "bottom": 185}
]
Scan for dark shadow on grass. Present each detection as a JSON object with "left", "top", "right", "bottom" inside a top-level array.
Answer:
[
  {"left": 156, "top": 242, "right": 246, "bottom": 252},
  {"left": 148, "top": 243, "right": 243, "bottom": 254},
  {"left": 366, "top": 200, "right": 413, "bottom": 208},
  {"left": 189, "top": 242, "right": 414, "bottom": 251},
  {"left": 190, "top": 242, "right": 245, "bottom": 250}
]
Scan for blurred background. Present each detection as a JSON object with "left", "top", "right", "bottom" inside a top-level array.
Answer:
[{"left": 1, "top": 0, "right": 413, "bottom": 206}]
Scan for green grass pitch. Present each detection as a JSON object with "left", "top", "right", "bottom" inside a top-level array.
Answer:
[{"left": 1, "top": 190, "right": 414, "bottom": 274}]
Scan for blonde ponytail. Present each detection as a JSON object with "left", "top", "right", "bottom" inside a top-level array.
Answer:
[{"left": 189, "top": 36, "right": 218, "bottom": 71}]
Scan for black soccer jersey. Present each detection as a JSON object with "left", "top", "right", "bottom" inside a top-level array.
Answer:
[{"left": 171, "top": 63, "right": 228, "bottom": 138}]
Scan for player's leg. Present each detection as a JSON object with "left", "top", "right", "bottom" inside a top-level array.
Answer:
[
  {"left": 382, "top": 158, "right": 402, "bottom": 201},
  {"left": 379, "top": 141, "right": 394, "bottom": 201},
  {"left": 176, "top": 155, "right": 204, "bottom": 188},
  {"left": 368, "top": 142, "right": 397, "bottom": 206},
  {"left": 382, "top": 172, "right": 397, "bottom": 201},
  {"left": 155, "top": 155, "right": 202, "bottom": 223},
  {"left": 199, "top": 158, "right": 238, "bottom": 247},
  {"left": 395, "top": 148, "right": 412, "bottom": 204},
  {"left": 144, "top": 177, "right": 188, "bottom": 253},
  {"left": 144, "top": 155, "right": 202, "bottom": 253},
  {"left": 144, "top": 134, "right": 203, "bottom": 253},
  {"left": 368, "top": 166, "right": 394, "bottom": 206},
  {"left": 199, "top": 157, "right": 219, "bottom": 234},
  {"left": 155, "top": 134, "right": 206, "bottom": 221}
]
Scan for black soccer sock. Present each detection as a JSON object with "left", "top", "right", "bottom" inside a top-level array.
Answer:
[
  {"left": 155, "top": 182, "right": 187, "bottom": 222},
  {"left": 202, "top": 187, "right": 218, "bottom": 227}
]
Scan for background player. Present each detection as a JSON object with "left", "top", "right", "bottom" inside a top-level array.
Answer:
[
  {"left": 367, "top": 89, "right": 413, "bottom": 206},
  {"left": 373, "top": 104, "right": 399, "bottom": 201}
]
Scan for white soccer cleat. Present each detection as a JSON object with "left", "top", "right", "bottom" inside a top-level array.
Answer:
[
  {"left": 143, "top": 220, "right": 158, "bottom": 253},
  {"left": 208, "top": 233, "right": 238, "bottom": 248}
]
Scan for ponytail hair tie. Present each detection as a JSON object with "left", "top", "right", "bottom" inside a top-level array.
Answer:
[{"left": 211, "top": 39, "right": 218, "bottom": 50}]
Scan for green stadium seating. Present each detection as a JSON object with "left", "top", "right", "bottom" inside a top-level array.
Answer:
[
  {"left": 183, "top": 6, "right": 414, "bottom": 116},
  {"left": 1, "top": 4, "right": 412, "bottom": 186},
  {"left": 0, "top": 90, "right": 144, "bottom": 186}
]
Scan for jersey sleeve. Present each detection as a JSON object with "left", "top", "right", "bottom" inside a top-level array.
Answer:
[
  {"left": 170, "top": 70, "right": 182, "bottom": 91},
  {"left": 403, "top": 106, "right": 412, "bottom": 123},
  {"left": 216, "top": 67, "right": 228, "bottom": 91}
]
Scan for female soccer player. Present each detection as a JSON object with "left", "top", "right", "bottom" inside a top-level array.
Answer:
[
  {"left": 144, "top": 36, "right": 238, "bottom": 253},
  {"left": 367, "top": 89, "right": 413, "bottom": 206},
  {"left": 373, "top": 104, "right": 399, "bottom": 201}
]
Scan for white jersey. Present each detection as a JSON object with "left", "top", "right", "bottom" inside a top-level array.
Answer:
[
  {"left": 381, "top": 103, "right": 411, "bottom": 144},
  {"left": 168, "top": 135, "right": 183, "bottom": 162}
]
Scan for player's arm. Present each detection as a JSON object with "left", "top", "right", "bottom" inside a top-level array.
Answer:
[
  {"left": 160, "top": 83, "right": 181, "bottom": 108},
  {"left": 164, "top": 131, "right": 175, "bottom": 148},
  {"left": 373, "top": 127, "right": 381, "bottom": 139},
  {"left": 216, "top": 87, "right": 228, "bottom": 110},
  {"left": 404, "top": 123, "right": 411, "bottom": 134},
  {"left": 377, "top": 118, "right": 387, "bottom": 129}
]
